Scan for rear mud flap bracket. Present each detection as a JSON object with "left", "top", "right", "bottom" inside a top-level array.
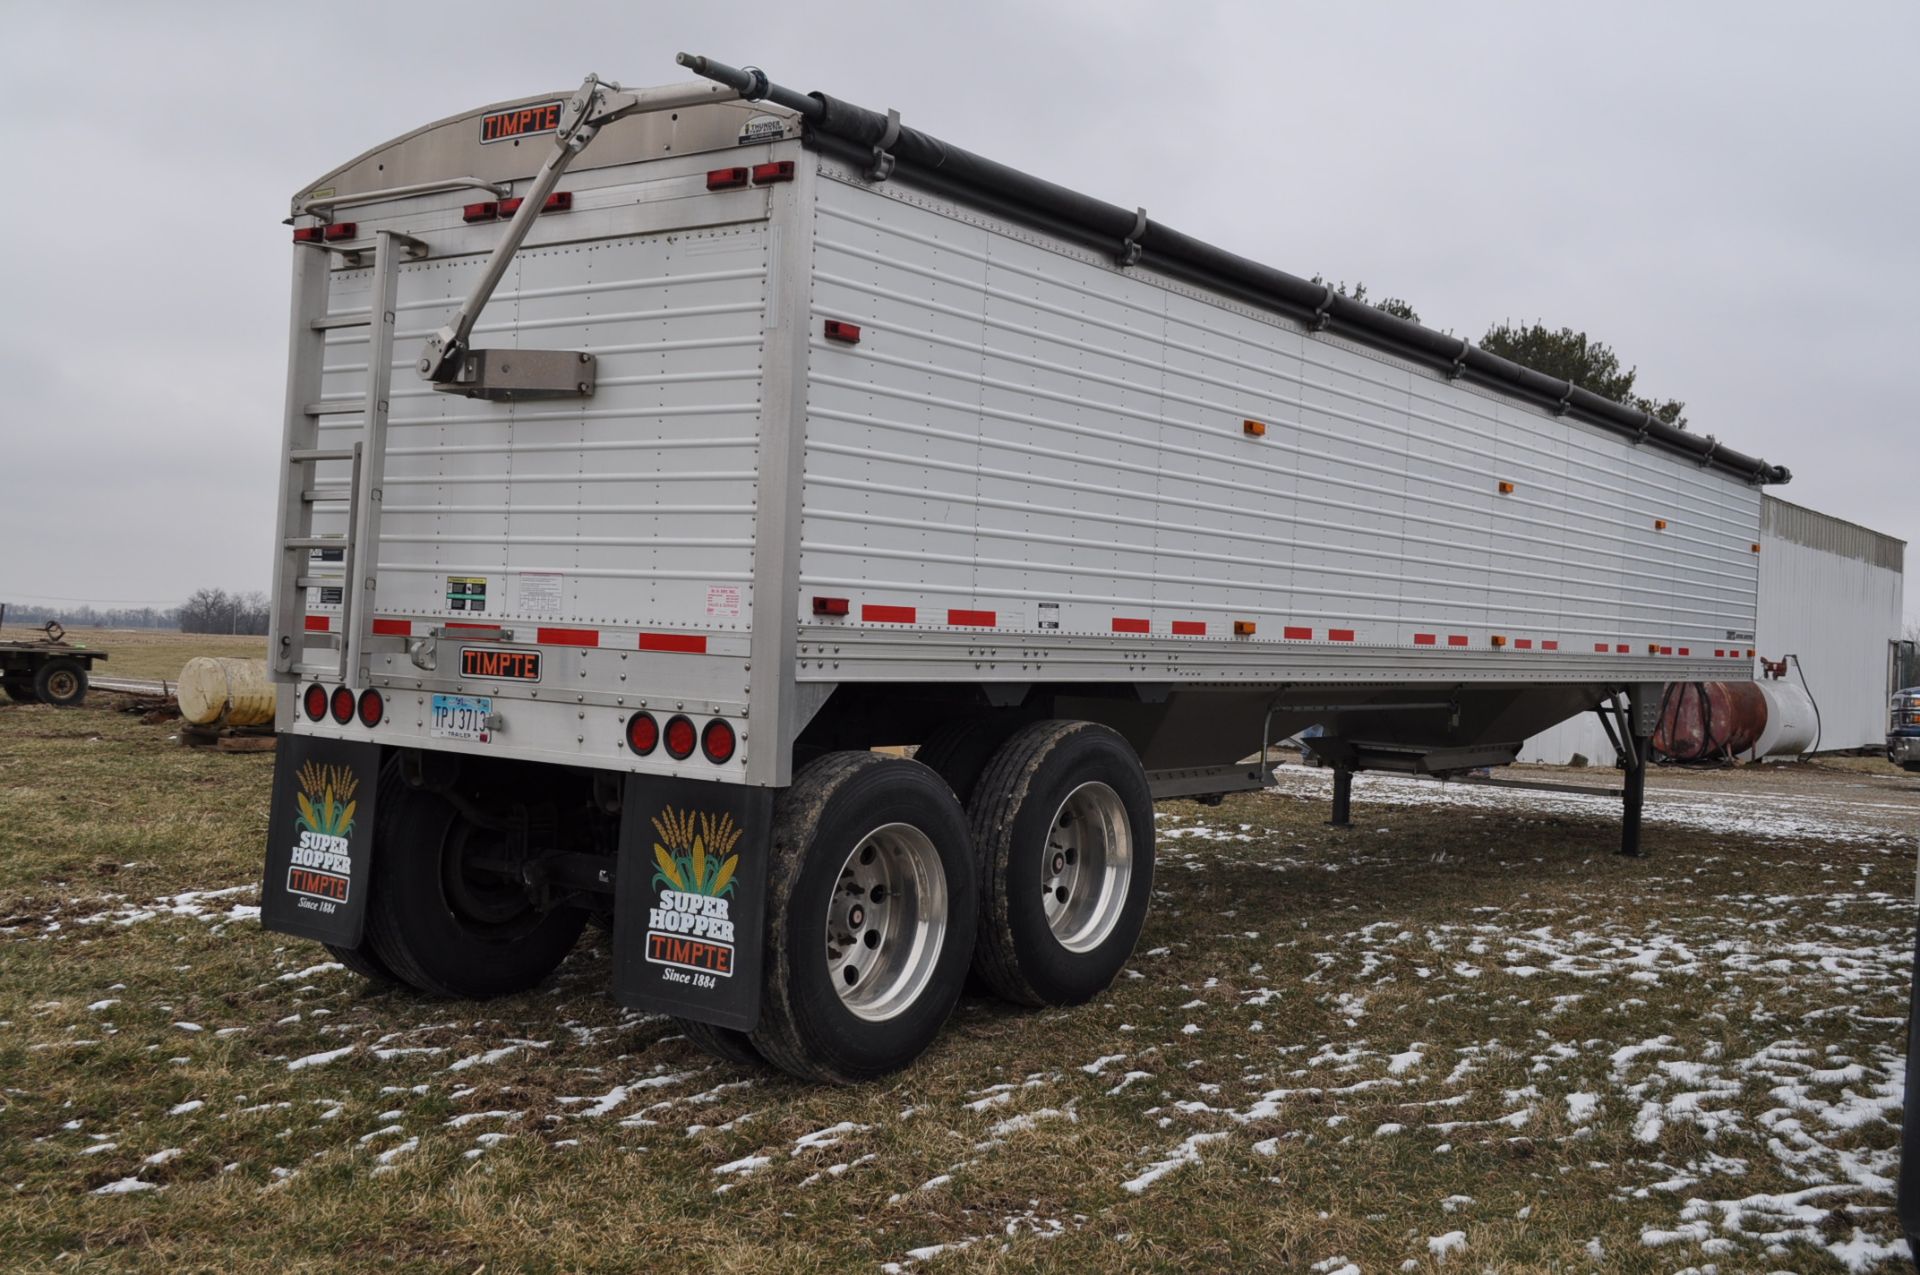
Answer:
[{"left": 612, "top": 776, "right": 773, "bottom": 1032}]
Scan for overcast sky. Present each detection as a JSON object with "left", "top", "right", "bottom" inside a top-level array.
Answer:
[{"left": 2, "top": 1, "right": 1912, "bottom": 623}]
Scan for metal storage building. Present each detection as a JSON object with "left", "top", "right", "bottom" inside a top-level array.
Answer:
[{"left": 1521, "top": 496, "right": 1906, "bottom": 763}]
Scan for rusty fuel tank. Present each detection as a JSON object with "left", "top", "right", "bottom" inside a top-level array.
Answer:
[{"left": 1652, "top": 678, "right": 1818, "bottom": 762}]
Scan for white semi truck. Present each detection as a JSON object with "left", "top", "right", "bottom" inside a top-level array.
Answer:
[{"left": 259, "top": 54, "right": 1790, "bottom": 1082}]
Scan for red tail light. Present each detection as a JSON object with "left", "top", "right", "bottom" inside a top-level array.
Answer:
[
  {"left": 356, "top": 688, "right": 384, "bottom": 728},
  {"left": 463, "top": 201, "right": 499, "bottom": 222},
  {"left": 322, "top": 222, "right": 357, "bottom": 242},
  {"left": 752, "top": 160, "right": 794, "bottom": 184},
  {"left": 706, "top": 166, "right": 750, "bottom": 191},
  {"left": 663, "top": 715, "right": 697, "bottom": 760},
  {"left": 626, "top": 711, "right": 659, "bottom": 756},
  {"left": 292, "top": 226, "right": 325, "bottom": 243},
  {"left": 701, "top": 718, "right": 737, "bottom": 764},
  {"left": 329, "top": 687, "right": 355, "bottom": 725},
  {"left": 496, "top": 191, "right": 571, "bottom": 216},
  {"left": 824, "top": 320, "right": 861, "bottom": 344},
  {"left": 812, "top": 596, "right": 850, "bottom": 617},
  {"left": 303, "top": 684, "right": 328, "bottom": 721}
]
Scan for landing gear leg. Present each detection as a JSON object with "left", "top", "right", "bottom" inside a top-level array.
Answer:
[
  {"left": 1329, "top": 767, "right": 1353, "bottom": 828},
  {"left": 1619, "top": 684, "right": 1659, "bottom": 857}
]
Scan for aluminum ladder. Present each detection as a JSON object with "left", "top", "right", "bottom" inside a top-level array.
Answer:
[{"left": 268, "top": 230, "right": 419, "bottom": 687}]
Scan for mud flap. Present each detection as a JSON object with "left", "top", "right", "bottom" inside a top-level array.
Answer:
[
  {"left": 259, "top": 735, "right": 381, "bottom": 947},
  {"left": 613, "top": 775, "right": 772, "bottom": 1032}
]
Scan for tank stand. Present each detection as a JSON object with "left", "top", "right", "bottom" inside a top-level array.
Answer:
[
  {"left": 1618, "top": 683, "right": 1661, "bottom": 857},
  {"left": 1329, "top": 767, "right": 1353, "bottom": 828}
]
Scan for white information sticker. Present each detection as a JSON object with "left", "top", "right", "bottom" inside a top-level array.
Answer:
[
  {"left": 519, "top": 572, "right": 564, "bottom": 616},
  {"left": 705, "top": 584, "right": 742, "bottom": 619}
]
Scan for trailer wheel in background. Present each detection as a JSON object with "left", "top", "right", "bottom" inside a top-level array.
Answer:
[
  {"left": 969, "top": 721, "right": 1155, "bottom": 1007},
  {"left": 33, "top": 659, "right": 87, "bottom": 707},
  {"left": 676, "top": 1019, "right": 765, "bottom": 1069},
  {"left": 750, "top": 752, "right": 976, "bottom": 1084},
  {"left": 324, "top": 940, "right": 398, "bottom": 985},
  {"left": 363, "top": 766, "right": 587, "bottom": 999},
  {"left": 915, "top": 715, "right": 1025, "bottom": 806},
  {"left": 2, "top": 679, "right": 35, "bottom": 703}
]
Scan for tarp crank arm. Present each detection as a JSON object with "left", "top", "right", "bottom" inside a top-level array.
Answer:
[{"left": 416, "top": 74, "right": 742, "bottom": 395}]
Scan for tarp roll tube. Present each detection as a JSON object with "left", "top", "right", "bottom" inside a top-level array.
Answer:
[{"left": 677, "top": 52, "right": 1788, "bottom": 487}]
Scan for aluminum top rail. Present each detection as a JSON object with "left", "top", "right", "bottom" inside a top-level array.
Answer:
[{"left": 676, "top": 52, "right": 1789, "bottom": 487}]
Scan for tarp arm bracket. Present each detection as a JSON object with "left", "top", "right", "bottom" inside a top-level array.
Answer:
[
  {"left": 1117, "top": 207, "right": 1148, "bottom": 267},
  {"left": 866, "top": 108, "right": 900, "bottom": 182}
]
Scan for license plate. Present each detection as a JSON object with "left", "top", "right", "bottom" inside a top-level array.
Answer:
[{"left": 430, "top": 694, "right": 492, "bottom": 742}]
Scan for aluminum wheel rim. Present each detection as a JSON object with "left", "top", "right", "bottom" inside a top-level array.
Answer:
[
  {"left": 825, "top": 822, "right": 948, "bottom": 1022},
  {"left": 1043, "top": 781, "right": 1133, "bottom": 953}
]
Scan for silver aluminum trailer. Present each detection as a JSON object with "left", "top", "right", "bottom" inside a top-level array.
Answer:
[{"left": 258, "top": 55, "right": 1791, "bottom": 1082}]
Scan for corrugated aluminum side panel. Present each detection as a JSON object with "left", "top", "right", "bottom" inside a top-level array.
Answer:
[
  {"left": 312, "top": 225, "right": 767, "bottom": 632},
  {"left": 798, "top": 167, "right": 1762, "bottom": 680}
]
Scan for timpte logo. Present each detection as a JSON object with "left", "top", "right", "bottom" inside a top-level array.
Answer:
[
  {"left": 645, "top": 807, "right": 742, "bottom": 979},
  {"left": 461, "top": 646, "right": 541, "bottom": 681},
  {"left": 287, "top": 761, "right": 358, "bottom": 905},
  {"left": 480, "top": 101, "right": 564, "bottom": 144}
]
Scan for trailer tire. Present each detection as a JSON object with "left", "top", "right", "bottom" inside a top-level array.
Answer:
[
  {"left": 676, "top": 1019, "right": 765, "bottom": 1069},
  {"left": 3, "top": 679, "right": 35, "bottom": 703},
  {"left": 323, "top": 940, "right": 398, "bottom": 985},
  {"left": 749, "top": 752, "right": 976, "bottom": 1084},
  {"left": 915, "top": 716, "right": 1024, "bottom": 807},
  {"left": 969, "top": 721, "right": 1155, "bottom": 1007},
  {"left": 363, "top": 767, "right": 587, "bottom": 999},
  {"left": 34, "top": 659, "right": 87, "bottom": 708}
]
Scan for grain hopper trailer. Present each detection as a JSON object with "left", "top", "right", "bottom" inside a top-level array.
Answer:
[{"left": 258, "top": 54, "right": 1791, "bottom": 1082}]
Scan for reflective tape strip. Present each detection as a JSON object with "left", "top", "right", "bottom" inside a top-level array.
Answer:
[
  {"left": 1327, "top": 629, "right": 1355, "bottom": 642},
  {"left": 1283, "top": 626, "right": 1312, "bottom": 640},
  {"left": 1172, "top": 621, "right": 1206, "bottom": 636},
  {"left": 947, "top": 609, "right": 996, "bottom": 627},
  {"left": 1413, "top": 633, "right": 1437, "bottom": 646},
  {"left": 371, "top": 619, "right": 411, "bottom": 637},
  {"left": 1447, "top": 635, "right": 1469, "bottom": 647},
  {"left": 304, "top": 615, "right": 331, "bottom": 632},
  {"left": 639, "top": 633, "right": 707, "bottom": 654},
  {"left": 538, "top": 627, "right": 599, "bottom": 647},
  {"left": 862, "top": 604, "right": 915, "bottom": 624},
  {"left": 1111, "top": 617, "right": 1150, "bottom": 634}
]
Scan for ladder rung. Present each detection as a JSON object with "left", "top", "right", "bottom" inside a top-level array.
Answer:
[
  {"left": 294, "top": 576, "right": 344, "bottom": 589},
  {"left": 305, "top": 401, "right": 364, "bottom": 416},
  {"left": 290, "top": 447, "right": 356, "bottom": 463},
  {"left": 302, "top": 489, "right": 351, "bottom": 503},
  {"left": 283, "top": 536, "right": 349, "bottom": 551},
  {"left": 312, "top": 311, "right": 372, "bottom": 330}
]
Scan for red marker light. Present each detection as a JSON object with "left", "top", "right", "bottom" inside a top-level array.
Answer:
[
  {"left": 701, "top": 718, "right": 737, "bottom": 764},
  {"left": 322, "top": 221, "right": 357, "bottom": 242},
  {"left": 356, "top": 688, "right": 384, "bottom": 728},
  {"left": 812, "top": 596, "right": 850, "bottom": 617},
  {"left": 292, "top": 226, "right": 325, "bottom": 243},
  {"left": 663, "top": 715, "right": 697, "bottom": 760},
  {"left": 626, "top": 711, "right": 659, "bottom": 756},
  {"left": 303, "top": 684, "right": 328, "bottom": 721},
  {"left": 463, "top": 201, "right": 499, "bottom": 223},
  {"left": 824, "top": 320, "right": 861, "bottom": 344},
  {"left": 706, "top": 166, "right": 750, "bottom": 191},
  {"left": 329, "top": 686, "right": 355, "bottom": 725},
  {"left": 751, "top": 160, "right": 795, "bottom": 184}
]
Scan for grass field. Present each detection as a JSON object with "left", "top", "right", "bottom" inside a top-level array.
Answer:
[
  {"left": 0, "top": 627, "right": 268, "bottom": 686},
  {"left": 1, "top": 693, "right": 1914, "bottom": 1272}
]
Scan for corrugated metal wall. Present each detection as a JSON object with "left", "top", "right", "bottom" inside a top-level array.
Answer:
[{"left": 1519, "top": 496, "right": 1905, "bottom": 761}]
